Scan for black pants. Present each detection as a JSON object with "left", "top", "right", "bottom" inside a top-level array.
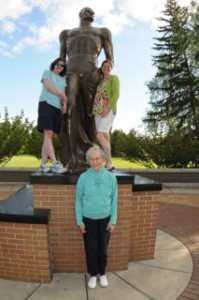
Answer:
[{"left": 83, "top": 216, "right": 110, "bottom": 276}]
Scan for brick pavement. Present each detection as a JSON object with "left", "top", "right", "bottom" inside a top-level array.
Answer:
[{"left": 159, "top": 201, "right": 199, "bottom": 300}]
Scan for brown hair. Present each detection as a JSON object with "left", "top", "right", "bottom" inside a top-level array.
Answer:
[
  {"left": 101, "top": 59, "right": 113, "bottom": 68},
  {"left": 50, "top": 57, "right": 67, "bottom": 76}
]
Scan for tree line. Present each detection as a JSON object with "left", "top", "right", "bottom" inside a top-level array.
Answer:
[
  {"left": 1, "top": 109, "right": 199, "bottom": 168},
  {"left": 1, "top": 0, "right": 199, "bottom": 168}
]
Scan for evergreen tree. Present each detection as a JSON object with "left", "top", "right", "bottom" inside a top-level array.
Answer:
[
  {"left": 144, "top": 0, "right": 199, "bottom": 138},
  {"left": 189, "top": 1, "right": 199, "bottom": 71}
]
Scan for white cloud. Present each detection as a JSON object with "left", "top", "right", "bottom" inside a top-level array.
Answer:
[
  {"left": 0, "top": 0, "right": 193, "bottom": 56},
  {"left": 117, "top": 0, "right": 165, "bottom": 22},
  {"left": 0, "top": 0, "right": 33, "bottom": 20},
  {"left": 1, "top": 20, "right": 16, "bottom": 34},
  {"left": 11, "top": 37, "right": 36, "bottom": 54}
]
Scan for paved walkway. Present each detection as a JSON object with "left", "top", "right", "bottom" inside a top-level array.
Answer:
[
  {"left": 0, "top": 187, "right": 199, "bottom": 300},
  {"left": 159, "top": 187, "right": 199, "bottom": 300},
  {"left": 0, "top": 229, "right": 193, "bottom": 300}
]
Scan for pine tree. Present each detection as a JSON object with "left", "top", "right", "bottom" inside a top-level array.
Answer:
[
  {"left": 189, "top": 1, "right": 199, "bottom": 72},
  {"left": 144, "top": 0, "right": 199, "bottom": 138}
]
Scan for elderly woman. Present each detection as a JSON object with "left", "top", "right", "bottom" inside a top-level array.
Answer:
[{"left": 75, "top": 145, "right": 118, "bottom": 289}]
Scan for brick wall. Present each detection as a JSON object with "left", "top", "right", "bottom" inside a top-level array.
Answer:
[
  {"left": 0, "top": 222, "right": 52, "bottom": 283},
  {"left": 108, "top": 184, "right": 133, "bottom": 271},
  {"left": 130, "top": 191, "right": 159, "bottom": 261},
  {"left": 33, "top": 184, "right": 86, "bottom": 273},
  {"left": 33, "top": 183, "right": 159, "bottom": 272}
]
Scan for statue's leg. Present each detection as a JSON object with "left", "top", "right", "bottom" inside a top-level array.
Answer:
[
  {"left": 60, "top": 72, "right": 100, "bottom": 172},
  {"left": 61, "top": 73, "right": 89, "bottom": 172},
  {"left": 59, "top": 76, "right": 74, "bottom": 166},
  {"left": 66, "top": 73, "right": 80, "bottom": 169},
  {"left": 81, "top": 69, "right": 100, "bottom": 144},
  {"left": 59, "top": 112, "right": 71, "bottom": 166},
  {"left": 59, "top": 72, "right": 79, "bottom": 169}
]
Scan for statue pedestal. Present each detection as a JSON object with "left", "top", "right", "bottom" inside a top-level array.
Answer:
[
  {"left": 30, "top": 170, "right": 162, "bottom": 273},
  {"left": 0, "top": 170, "right": 161, "bottom": 282}
]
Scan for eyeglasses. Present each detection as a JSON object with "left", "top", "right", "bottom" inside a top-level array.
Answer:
[
  {"left": 56, "top": 63, "right": 65, "bottom": 68},
  {"left": 89, "top": 157, "right": 101, "bottom": 162}
]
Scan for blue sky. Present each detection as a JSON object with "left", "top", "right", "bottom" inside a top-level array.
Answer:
[{"left": 0, "top": 0, "right": 189, "bottom": 133}]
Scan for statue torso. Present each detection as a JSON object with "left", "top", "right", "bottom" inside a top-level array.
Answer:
[{"left": 65, "top": 27, "right": 104, "bottom": 73}]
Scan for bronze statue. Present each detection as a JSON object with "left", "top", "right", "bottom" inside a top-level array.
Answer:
[{"left": 59, "top": 7, "right": 114, "bottom": 172}]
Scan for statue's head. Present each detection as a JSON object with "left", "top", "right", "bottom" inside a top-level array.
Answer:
[{"left": 79, "top": 7, "right": 95, "bottom": 22}]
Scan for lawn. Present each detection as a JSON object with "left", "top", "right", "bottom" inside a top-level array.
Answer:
[{"left": 4, "top": 155, "right": 145, "bottom": 169}]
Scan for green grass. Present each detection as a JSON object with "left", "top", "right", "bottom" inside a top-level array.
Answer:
[
  {"left": 4, "top": 155, "right": 145, "bottom": 169},
  {"left": 4, "top": 155, "right": 41, "bottom": 168},
  {"left": 112, "top": 157, "right": 144, "bottom": 168}
]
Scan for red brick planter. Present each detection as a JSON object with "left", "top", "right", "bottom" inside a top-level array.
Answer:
[
  {"left": 32, "top": 171, "right": 160, "bottom": 273},
  {"left": 0, "top": 215, "right": 52, "bottom": 283},
  {"left": 0, "top": 171, "right": 161, "bottom": 282}
]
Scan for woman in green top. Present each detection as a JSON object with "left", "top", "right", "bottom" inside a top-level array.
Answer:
[
  {"left": 92, "top": 60, "right": 120, "bottom": 171},
  {"left": 75, "top": 145, "right": 118, "bottom": 289}
]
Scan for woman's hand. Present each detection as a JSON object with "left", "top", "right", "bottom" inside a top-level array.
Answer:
[
  {"left": 107, "top": 224, "right": 116, "bottom": 233},
  {"left": 79, "top": 223, "right": 86, "bottom": 233},
  {"left": 102, "top": 106, "right": 110, "bottom": 118},
  {"left": 61, "top": 102, "right": 67, "bottom": 114}
]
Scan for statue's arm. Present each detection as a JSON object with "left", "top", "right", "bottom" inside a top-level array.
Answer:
[
  {"left": 59, "top": 29, "right": 68, "bottom": 59},
  {"left": 101, "top": 28, "right": 114, "bottom": 63}
]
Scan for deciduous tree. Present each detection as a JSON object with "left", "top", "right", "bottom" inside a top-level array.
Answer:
[{"left": 0, "top": 109, "right": 32, "bottom": 166}]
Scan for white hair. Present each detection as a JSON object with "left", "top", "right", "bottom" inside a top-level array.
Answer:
[{"left": 86, "top": 145, "right": 105, "bottom": 162}]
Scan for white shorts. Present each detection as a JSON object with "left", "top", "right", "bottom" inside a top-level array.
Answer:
[{"left": 94, "top": 110, "right": 116, "bottom": 133}]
